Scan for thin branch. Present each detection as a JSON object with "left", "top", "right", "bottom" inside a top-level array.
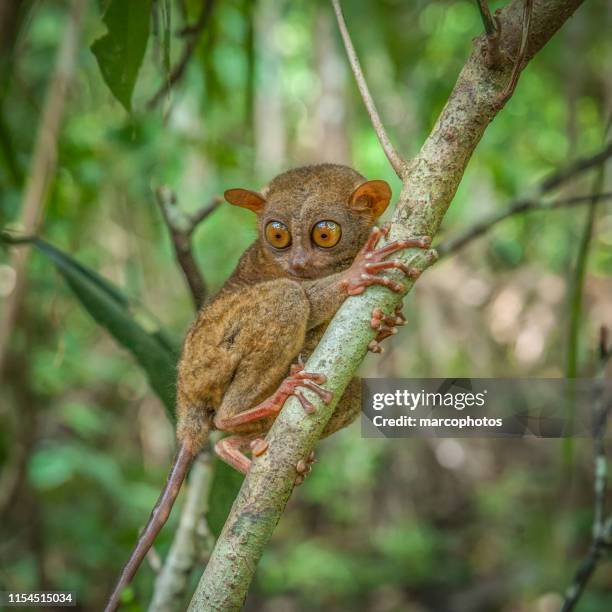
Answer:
[
  {"left": 475, "top": 0, "right": 502, "bottom": 68},
  {"left": 147, "top": 0, "right": 215, "bottom": 110},
  {"left": 566, "top": 156, "right": 607, "bottom": 381},
  {"left": 561, "top": 327, "right": 612, "bottom": 612},
  {"left": 437, "top": 141, "right": 612, "bottom": 257},
  {"left": 148, "top": 452, "right": 214, "bottom": 612},
  {"left": 0, "top": 0, "right": 84, "bottom": 381},
  {"left": 542, "top": 141, "right": 612, "bottom": 192},
  {"left": 188, "top": 1, "right": 584, "bottom": 609},
  {"left": 155, "top": 186, "right": 221, "bottom": 310},
  {"left": 330, "top": 0, "right": 406, "bottom": 178},
  {"left": 437, "top": 192, "right": 612, "bottom": 258},
  {"left": 475, "top": 0, "right": 496, "bottom": 35},
  {"left": 498, "top": 0, "right": 533, "bottom": 104},
  {"left": 189, "top": 198, "right": 221, "bottom": 228}
]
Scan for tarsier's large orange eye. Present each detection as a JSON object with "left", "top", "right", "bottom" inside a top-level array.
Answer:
[
  {"left": 311, "top": 220, "right": 341, "bottom": 248},
  {"left": 265, "top": 221, "right": 291, "bottom": 249}
]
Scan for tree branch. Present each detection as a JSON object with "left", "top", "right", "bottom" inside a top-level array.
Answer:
[
  {"left": 188, "top": 1, "right": 584, "bottom": 609},
  {"left": 542, "top": 141, "right": 612, "bottom": 191},
  {"left": 155, "top": 186, "right": 221, "bottom": 309},
  {"left": 330, "top": 0, "right": 406, "bottom": 178},
  {"left": 437, "top": 191, "right": 612, "bottom": 259},
  {"left": 148, "top": 452, "right": 214, "bottom": 612},
  {"left": 475, "top": 0, "right": 502, "bottom": 68},
  {"left": 561, "top": 327, "right": 612, "bottom": 612},
  {"left": 566, "top": 149, "right": 607, "bottom": 383},
  {"left": 435, "top": 137, "right": 612, "bottom": 259},
  {"left": 147, "top": 0, "right": 215, "bottom": 110}
]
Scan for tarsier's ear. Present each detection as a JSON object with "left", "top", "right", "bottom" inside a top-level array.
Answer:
[
  {"left": 348, "top": 180, "right": 392, "bottom": 218},
  {"left": 224, "top": 188, "right": 266, "bottom": 213}
]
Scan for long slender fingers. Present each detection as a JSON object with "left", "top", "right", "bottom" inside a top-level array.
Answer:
[
  {"left": 293, "top": 371, "right": 327, "bottom": 385},
  {"left": 369, "top": 235, "right": 431, "bottom": 260},
  {"left": 364, "top": 260, "right": 421, "bottom": 279},
  {"left": 357, "top": 273, "right": 404, "bottom": 293},
  {"left": 345, "top": 284, "right": 366, "bottom": 296},
  {"left": 394, "top": 304, "right": 406, "bottom": 325},
  {"left": 298, "top": 380, "right": 333, "bottom": 404},
  {"left": 362, "top": 226, "right": 386, "bottom": 253},
  {"left": 375, "top": 328, "right": 397, "bottom": 343},
  {"left": 294, "top": 390, "right": 316, "bottom": 414},
  {"left": 368, "top": 339, "right": 383, "bottom": 353},
  {"left": 250, "top": 438, "right": 269, "bottom": 457}
]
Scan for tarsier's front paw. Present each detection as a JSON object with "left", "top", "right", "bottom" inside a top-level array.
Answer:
[
  {"left": 340, "top": 226, "right": 433, "bottom": 296},
  {"left": 368, "top": 305, "right": 406, "bottom": 354},
  {"left": 294, "top": 450, "right": 316, "bottom": 486}
]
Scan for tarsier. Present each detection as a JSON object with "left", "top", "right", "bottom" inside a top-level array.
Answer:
[{"left": 105, "top": 164, "right": 433, "bottom": 611}]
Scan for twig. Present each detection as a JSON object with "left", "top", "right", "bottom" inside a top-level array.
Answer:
[
  {"left": 437, "top": 192, "right": 612, "bottom": 258},
  {"left": 475, "top": 0, "right": 496, "bottom": 36},
  {"left": 475, "top": 0, "right": 502, "bottom": 68},
  {"left": 497, "top": 0, "right": 533, "bottom": 104},
  {"left": 437, "top": 141, "right": 612, "bottom": 257},
  {"left": 154, "top": 186, "right": 221, "bottom": 310},
  {"left": 188, "top": 1, "right": 584, "bottom": 609},
  {"left": 561, "top": 328, "right": 612, "bottom": 612},
  {"left": 566, "top": 160, "right": 606, "bottom": 381},
  {"left": 148, "top": 452, "right": 214, "bottom": 612},
  {"left": 330, "top": 0, "right": 406, "bottom": 178},
  {"left": 189, "top": 198, "right": 220, "bottom": 227},
  {"left": 542, "top": 141, "right": 612, "bottom": 192},
  {"left": 147, "top": 0, "right": 215, "bottom": 110},
  {"left": 0, "top": 0, "right": 84, "bottom": 381}
]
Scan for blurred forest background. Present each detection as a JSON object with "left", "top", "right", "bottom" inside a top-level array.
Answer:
[{"left": 1, "top": 0, "right": 612, "bottom": 611}]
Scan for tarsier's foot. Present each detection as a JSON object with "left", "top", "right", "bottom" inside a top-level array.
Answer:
[
  {"left": 250, "top": 438, "right": 269, "bottom": 457},
  {"left": 368, "top": 304, "right": 406, "bottom": 354},
  {"left": 214, "top": 359, "right": 333, "bottom": 430},
  {"left": 278, "top": 362, "right": 334, "bottom": 415},
  {"left": 294, "top": 450, "right": 316, "bottom": 486},
  {"left": 214, "top": 435, "right": 269, "bottom": 475},
  {"left": 341, "top": 226, "right": 432, "bottom": 296}
]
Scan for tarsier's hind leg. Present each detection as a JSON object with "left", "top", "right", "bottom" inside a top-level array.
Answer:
[
  {"left": 213, "top": 360, "right": 334, "bottom": 476},
  {"left": 212, "top": 279, "right": 332, "bottom": 435},
  {"left": 214, "top": 365, "right": 332, "bottom": 430}
]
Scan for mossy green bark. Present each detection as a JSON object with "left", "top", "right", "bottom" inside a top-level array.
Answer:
[{"left": 188, "top": 1, "right": 583, "bottom": 609}]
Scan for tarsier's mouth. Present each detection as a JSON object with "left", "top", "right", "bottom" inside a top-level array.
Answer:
[
  {"left": 287, "top": 267, "right": 320, "bottom": 280},
  {"left": 288, "top": 270, "right": 317, "bottom": 280}
]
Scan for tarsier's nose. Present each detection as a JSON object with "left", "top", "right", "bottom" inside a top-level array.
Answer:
[{"left": 289, "top": 253, "right": 308, "bottom": 276}]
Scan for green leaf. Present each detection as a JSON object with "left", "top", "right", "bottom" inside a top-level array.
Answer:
[
  {"left": 206, "top": 456, "right": 244, "bottom": 537},
  {"left": 91, "top": 0, "right": 153, "bottom": 112},
  {"left": 2, "top": 234, "right": 179, "bottom": 420}
]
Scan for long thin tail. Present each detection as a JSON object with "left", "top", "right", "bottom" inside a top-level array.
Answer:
[{"left": 105, "top": 443, "right": 194, "bottom": 612}]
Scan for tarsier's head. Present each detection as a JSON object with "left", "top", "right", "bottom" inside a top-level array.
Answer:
[{"left": 224, "top": 164, "right": 391, "bottom": 279}]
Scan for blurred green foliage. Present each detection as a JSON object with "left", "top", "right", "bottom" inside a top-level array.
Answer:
[{"left": 1, "top": 1, "right": 612, "bottom": 611}]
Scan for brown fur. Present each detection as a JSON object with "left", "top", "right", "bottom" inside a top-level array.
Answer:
[{"left": 176, "top": 163, "right": 392, "bottom": 451}]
